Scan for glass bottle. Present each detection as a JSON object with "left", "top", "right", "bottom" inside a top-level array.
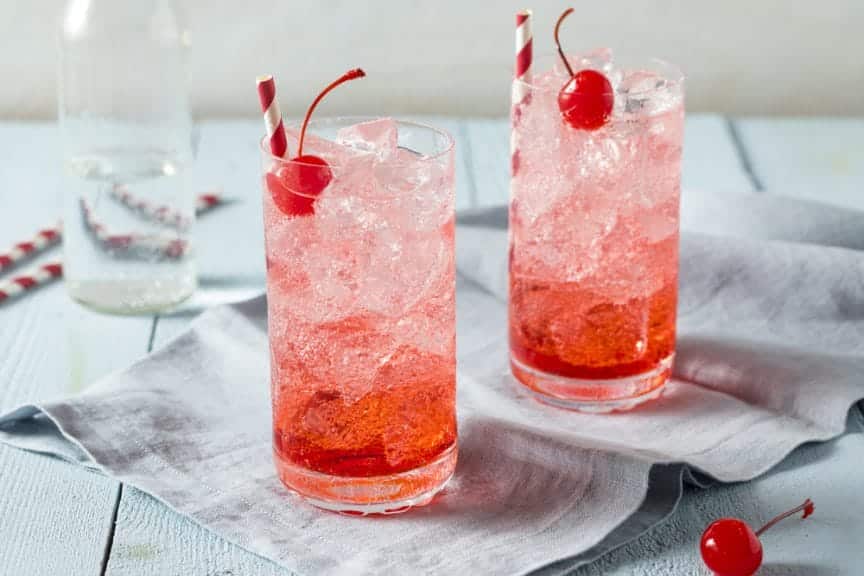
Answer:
[{"left": 58, "top": 0, "right": 195, "bottom": 314}]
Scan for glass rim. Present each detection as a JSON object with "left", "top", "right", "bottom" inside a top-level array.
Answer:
[
  {"left": 259, "top": 116, "right": 455, "bottom": 168},
  {"left": 513, "top": 52, "right": 685, "bottom": 97}
]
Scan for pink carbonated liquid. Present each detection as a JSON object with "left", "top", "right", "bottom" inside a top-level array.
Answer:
[
  {"left": 262, "top": 120, "right": 457, "bottom": 508},
  {"left": 509, "top": 53, "right": 684, "bottom": 406}
]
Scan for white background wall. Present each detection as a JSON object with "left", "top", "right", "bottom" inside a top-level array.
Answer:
[{"left": 3, "top": 0, "right": 863, "bottom": 119}]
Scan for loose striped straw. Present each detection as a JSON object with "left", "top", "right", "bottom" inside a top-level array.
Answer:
[
  {"left": 0, "top": 262, "right": 63, "bottom": 304},
  {"left": 0, "top": 224, "right": 61, "bottom": 273},
  {"left": 79, "top": 197, "right": 188, "bottom": 259},
  {"left": 256, "top": 75, "right": 288, "bottom": 158},
  {"left": 0, "top": 193, "right": 226, "bottom": 305},
  {"left": 511, "top": 10, "right": 533, "bottom": 176},
  {"left": 109, "top": 185, "right": 222, "bottom": 230},
  {"left": 0, "top": 192, "right": 223, "bottom": 277}
]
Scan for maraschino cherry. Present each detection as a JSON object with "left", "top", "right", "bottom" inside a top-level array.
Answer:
[
  {"left": 269, "top": 68, "right": 366, "bottom": 216},
  {"left": 554, "top": 8, "right": 613, "bottom": 130},
  {"left": 700, "top": 498, "right": 814, "bottom": 576}
]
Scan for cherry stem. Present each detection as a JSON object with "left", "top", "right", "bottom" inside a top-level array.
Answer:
[
  {"left": 297, "top": 68, "right": 366, "bottom": 157},
  {"left": 554, "top": 8, "right": 576, "bottom": 78},
  {"left": 755, "top": 498, "right": 815, "bottom": 537}
]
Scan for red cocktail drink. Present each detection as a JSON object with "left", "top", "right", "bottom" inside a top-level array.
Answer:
[
  {"left": 509, "top": 47, "right": 684, "bottom": 411},
  {"left": 262, "top": 117, "right": 457, "bottom": 513}
]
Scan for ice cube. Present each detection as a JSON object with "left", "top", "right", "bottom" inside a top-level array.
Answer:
[
  {"left": 618, "top": 71, "right": 665, "bottom": 96},
  {"left": 576, "top": 47, "right": 613, "bottom": 71},
  {"left": 337, "top": 118, "right": 399, "bottom": 160},
  {"left": 637, "top": 211, "right": 677, "bottom": 243},
  {"left": 297, "top": 234, "right": 368, "bottom": 323},
  {"left": 284, "top": 127, "right": 361, "bottom": 165},
  {"left": 375, "top": 155, "right": 432, "bottom": 195},
  {"left": 297, "top": 318, "right": 400, "bottom": 402},
  {"left": 372, "top": 146, "right": 450, "bottom": 233},
  {"left": 550, "top": 48, "right": 613, "bottom": 79},
  {"left": 357, "top": 229, "right": 450, "bottom": 317},
  {"left": 390, "top": 280, "right": 455, "bottom": 357},
  {"left": 617, "top": 71, "right": 670, "bottom": 115}
]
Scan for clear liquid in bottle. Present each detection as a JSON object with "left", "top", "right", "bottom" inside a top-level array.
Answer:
[
  {"left": 63, "top": 142, "right": 196, "bottom": 313},
  {"left": 59, "top": 0, "right": 195, "bottom": 314}
]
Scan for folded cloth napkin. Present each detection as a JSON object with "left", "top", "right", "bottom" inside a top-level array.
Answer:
[{"left": 2, "top": 190, "right": 864, "bottom": 575}]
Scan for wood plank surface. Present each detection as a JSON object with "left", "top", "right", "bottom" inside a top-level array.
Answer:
[
  {"left": 573, "top": 418, "right": 864, "bottom": 575},
  {"left": 105, "top": 487, "right": 291, "bottom": 576},
  {"left": 0, "top": 123, "right": 156, "bottom": 576},
  {"left": 683, "top": 116, "right": 760, "bottom": 193},
  {"left": 0, "top": 123, "right": 156, "bottom": 398},
  {"left": 0, "top": 446, "right": 119, "bottom": 576},
  {"left": 736, "top": 117, "right": 864, "bottom": 208}
]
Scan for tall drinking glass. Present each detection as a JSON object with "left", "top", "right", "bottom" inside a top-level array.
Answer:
[
  {"left": 261, "top": 118, "right": 457, "bottom": 514},
  {"left": 509, "top": 53, "right": 684, "bottom": 412}
]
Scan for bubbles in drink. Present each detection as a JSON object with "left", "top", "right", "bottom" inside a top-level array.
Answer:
[
  {"left": 510, "top": 49, "right": 683, "bottom": 405},
  {"left": 264, "top": 119, "right": 456, "bottom": 492}
]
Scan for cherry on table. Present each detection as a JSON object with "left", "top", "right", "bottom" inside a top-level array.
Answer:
[
  {"left": 554, "top": 8, "right": 614, "bottom": 131},
  {"left": 700, "top": 498, "right": 814, "bottom": 576}
]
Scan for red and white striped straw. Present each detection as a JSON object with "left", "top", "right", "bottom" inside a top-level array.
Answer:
[
  {"left": 0, "top": 262, "right": 63, "bottom": 304},
  {"left": 257, "top": 75, "right": 288, "bottom": 158},
  {"left": 79, "top": 197, "right": 188, "bottom": 259},
  {"left": 0, "top": 193, "right": 226, "bottom": 305},
  {"left": 511, "top": 9, "right": 533, "bottom": 176},
  {"left": 0, "top": 192, "right": 224, "bottom": 275},
  {"left": 109, "top": 185, "right": 222, "bottom": 230},
  {"left": 0, "top": 224, "right": 61, "bottom": 274},
  {"left": 513, "top": 10, "right": 533, "bottom": 107}
]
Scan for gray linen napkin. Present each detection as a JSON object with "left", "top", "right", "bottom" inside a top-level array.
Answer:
[{"left": 2, "top": 190, "right": 864, "bottom": 575}]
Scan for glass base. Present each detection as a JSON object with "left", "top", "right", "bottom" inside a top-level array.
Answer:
[
  {"left": 66, "top": 276, "right": 196, "bottom": 315},
  {"left": 511, "top": 354, "right": 674, "bottom": 413},
  {"left": 274, "top": 443, "right": 457, "bottom": 515}
]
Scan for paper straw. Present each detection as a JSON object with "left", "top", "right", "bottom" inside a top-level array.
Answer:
[
  {"left": 0, "top": 192, "right": 226, "bottom": 274},
  {"left": 81, "top": 190, "right": 227, "bottom": 260},
  {"left": 257, "top": 75, "right": 289, "bottom": 158},
  {"left": 79, "top": 197, "right": 188, "bottom": 259},
  {"left": 511, "top": 10, "right": 533, "bottom": 177},
  {"left": 0, "top": 192, "right": 223, "bottom": 276},
  {"left": 0, "top": 194, "right": 228, "bottom": 306},
  {"left": 513, "top": 10, "right": 533, "bottom": 107},
  {"left": 0, "top": 224, "right": 61, "bottom": 274},
  {"left": 109, "top": 185, "right": 223, "bottom": 230},
  {"left": 0, "top": 262, "right": 63, "bottom": 304}
]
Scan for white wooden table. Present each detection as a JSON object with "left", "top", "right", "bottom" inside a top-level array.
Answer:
[{"left": 1, "top": 116, "right": 862, "bottom": 575}]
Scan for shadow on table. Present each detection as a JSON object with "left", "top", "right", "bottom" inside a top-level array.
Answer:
[
  {"left": 561, "top": 433, "right": 852, "bottom": 576},
  {"left": 417, "top": 419, "right": 598, "bottom": 521},
  {"left": 161, "top": 275, "right": 264, "bottom": 316},
  {"left": 760, "top": 563, "right": 841, "bottom": 576}
]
